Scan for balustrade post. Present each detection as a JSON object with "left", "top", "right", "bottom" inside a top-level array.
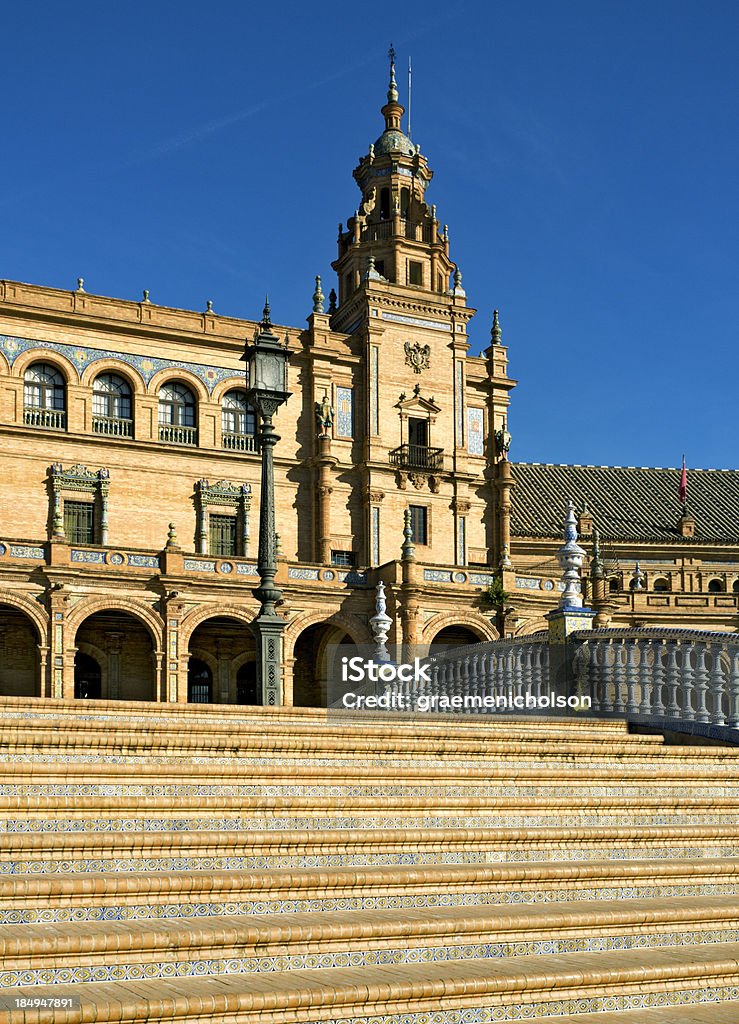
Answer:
[
  {"left": 652, "top": 640, "right": 666, "bottom": 716},
  {"left": 728, "top": 649, "right": 739, "bottom": 729},
  {"left": 708, "top": 642, "right": 727, "bottom": 726},
  {"left": 680, "top": 643, "right": 696, "bottom": 720},
  {"left": 625, "top": 639, "right": 639, "bottom": 714},
  {"left": 613, "top": 640, "right": 626, "bottom": 713},
  {"left": 665, "top": 641, "right": 681, "bottom": 718},
  {"left": 638, "top": 640, "right": 652, "bottom": 716}
]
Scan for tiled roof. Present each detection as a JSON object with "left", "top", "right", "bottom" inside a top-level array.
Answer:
[{"left": 510, "top": 462, "right": 739, "bottom": 543}]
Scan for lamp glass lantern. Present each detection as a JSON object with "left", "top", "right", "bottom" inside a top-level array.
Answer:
[{"left": 242, "top": 327, "right": 290, "bottom": 414}]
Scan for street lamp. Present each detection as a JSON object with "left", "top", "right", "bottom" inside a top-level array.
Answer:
[{"left": 242, "top": 298, "right": 291, "bottom": 706}]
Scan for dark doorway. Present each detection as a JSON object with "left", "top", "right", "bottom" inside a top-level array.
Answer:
[
  {"left": 74, "top": 652, "right": 102, "bottom": 699},
  {"left": 408, "top": 417, "right": 429, "bottom": 447},
  {"left": 236, "top": 662, "right": 259, "bottom": 704},
  {"left": 188, "top": 657, "right": 213, "bottom": 703}
]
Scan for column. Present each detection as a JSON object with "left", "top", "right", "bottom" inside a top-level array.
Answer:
[{"left": 105, "top": 632, "right": 124, "bottom": 700}]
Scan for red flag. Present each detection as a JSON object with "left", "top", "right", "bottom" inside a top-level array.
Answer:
[{"left": 678, "top": 455, "right": 688, "bottom": 505}]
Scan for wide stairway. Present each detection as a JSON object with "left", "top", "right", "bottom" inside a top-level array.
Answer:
[{"left": 1, "top": 698, "right": 739, "bottom": 1022}]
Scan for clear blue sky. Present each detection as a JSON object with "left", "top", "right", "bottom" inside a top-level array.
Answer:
[{"left": 2, "top": 1, "right": 737, "bottom": 469}]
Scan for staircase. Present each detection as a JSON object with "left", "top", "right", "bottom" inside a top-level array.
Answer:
[{"left": 1, "top": 697, "right": 739, "bottom": 1022}]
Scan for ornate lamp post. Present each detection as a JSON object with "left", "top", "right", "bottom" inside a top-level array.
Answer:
[{"left": 242, "top": 299, "right": 291, "bottom": 705}]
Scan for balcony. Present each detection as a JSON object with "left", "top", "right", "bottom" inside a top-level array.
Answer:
[
  {"left": 390, "top": 443, "right": 444, "bottom": 471},
  {"left": 93, "top": 416, "right": 133, "bottom": 438},
  {"left": 159, "top": 424, "right": 197, "bottom": 446},
  {"left": 222, "top": 431, "right": 259, "bottom": 453},
  {"left": 360, "top": 219, "right": 437, "bottom": 244},
  {"left": 23, "top": 407, "right": 66, "bottom": 430}
]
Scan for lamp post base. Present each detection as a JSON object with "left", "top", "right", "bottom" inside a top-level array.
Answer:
[{"left": 251, "top": 612, "right": 286, "bottom": 707}]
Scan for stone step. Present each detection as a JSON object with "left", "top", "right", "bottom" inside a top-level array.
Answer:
[
  {"left": 3, "top": 858, "right": 739, "bottom": 924},
  {"left": 2, "top": 942, "right": 739, "bottom": 1021},
  {"left": 7, "top": 758, "right": 739, "bottom": 784},
  {"left": 4, "top": 825, "right": 739, "bottom": 874},
  {"left": 2, "top": 894, "right": 738, "bottom": 987},
  {"left": 0, "top": 698, "right": 634, "bottom": 733}
]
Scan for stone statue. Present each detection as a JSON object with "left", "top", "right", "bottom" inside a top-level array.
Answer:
[{"left": 315, "top": 391, "right": 334, "bottom": 434}]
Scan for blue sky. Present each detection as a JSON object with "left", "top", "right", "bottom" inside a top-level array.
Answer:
[{"left": 2, "top": 1, "right": 737, "bottom": 469}]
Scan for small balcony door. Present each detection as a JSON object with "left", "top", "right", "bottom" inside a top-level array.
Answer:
[{"left": 408, "top": 417, "right": 429, "bottom": 448}]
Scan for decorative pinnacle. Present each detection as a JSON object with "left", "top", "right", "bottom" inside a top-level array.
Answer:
[
  {"left": 453, "top": 267, "right": 462, "bottom": 288},
  {"left": 205, "top": 299, "right": 214, "bottom": 314},
  {"left": 387, "top": 43, "right": 398, "bottom": 102},
  {"left": 401, "top": 508, "right": 415, "bottom": 561},
  {"left": 261, "top": 295, "right": 272, "bottom": 327},
  {"left": 592, "top": 527, "right": 604, "bottom": 579},
  {"left": 142, "top": 289, "right": 150, "bottom": 303},
  {"left": 166, "top": 522, "right": 178, "bottom": 548},
  {"left": 76, "top": 277, "right": 85, "bottom": 292},
  {"left": 312, "top": 275, "right": 325, "bottom": 314},
  {"left": 328, "top": 288, "right": 337, "bottom": 314},
  {"left": 491, "top": 309, "right": 502, "bottom": 345}
]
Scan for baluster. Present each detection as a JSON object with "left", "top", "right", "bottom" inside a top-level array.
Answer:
[
  {"left": 651, "top": 640, "right": 666, "bottom": 717},
  {"left": 613, "top": 639, "right": 626, "bottom": 713},
  {"left": 595, "top": 642, "right": 607, "bottom": 713},
  {"left": 532, "top": 645, "right": 544, "bottom": 702},
  {"left": 501, "top": 647, "right": 511, "bottom": 712},
  {"left": 708, "top": 642, "right": 726, "bottom": 726},
  {"left": 694, "top": 644, "right": 710, "bottom": 723},
  {"left": 625, "top": 639, "right": 639, "bottom": 714},
  {"left": 517, "top": 643, "right": 528, "bottom": 708},
  {"left": 727, "top": 648, "right": 739, "bottom": 729},
  {"left": 513, "top": 647, "right": 524, "bottom": 705},
  {"left": 680, "top": 642, "right": 696, "bottom": 720},
  {"left": 638, "top": 640, "right": 652, "bottom": 715},
  {"left": 665, "top": 641, "right": 681, "bottom": 717}
]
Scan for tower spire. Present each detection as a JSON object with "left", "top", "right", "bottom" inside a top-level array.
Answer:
[{"left": 387, "top": 44, "right": 398, "bottom": 103}]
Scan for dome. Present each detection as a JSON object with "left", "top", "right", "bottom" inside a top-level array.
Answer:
[{"left": 373, "top": 129, "right": 416, "bottom": 157}]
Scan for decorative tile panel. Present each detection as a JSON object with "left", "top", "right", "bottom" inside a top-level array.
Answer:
[
  {"left": 336, "top": 386, "right": 353, "bottom": 438},
  {"left": 469, "top": 572, "right": 494, "bottom": 586},
  {"left": 515, "top": 577, "right": 541, "bottom": 590},
  {"left": 424, "top": 569, "right": 452, "bottom": 583},
  {"left": 184, "top": 558, "right": 216, "bottom": 572},
  {"left": 0, "top": 333, "right": 242, "bottom": 394},
  {"left": 126, "top": 554, "right": 160, "bottom": 569},
  {"left": 382, "top": 311, "right": 451, "bottom": 333},
  {"left": 288, "top": 567, "right": 320, "bottom": 580},
  {"left": 9, "top": 545, "right": 45, "bottom": 559},
  {"left": 467, "top": 407, "right": 484, "bottom": 455},
  {"left": 71, "top": 549, "right": 106, "bottom": 563}
]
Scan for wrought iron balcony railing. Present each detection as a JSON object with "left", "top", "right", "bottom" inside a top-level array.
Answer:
[
  {"left": 222, "top": 431, "right": 259, "bottom": 453},
  {"left": 159, "top": 424, "right": 197, "bottom": 446},
  {"left": 23, "top": 407, "right": 67, "bottom": 430},
  {"left": 93, "top": 416, "right": 133, "bottom": 437},
  {"left": 389, "top": 443, "right": 444, "bottom": 471}
]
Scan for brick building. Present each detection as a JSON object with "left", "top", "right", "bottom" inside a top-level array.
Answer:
[{"left": 0, "top": 59, "right": 737, "bottom": 706}]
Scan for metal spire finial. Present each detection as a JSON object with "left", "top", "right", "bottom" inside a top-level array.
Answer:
[
  {"left": 261, "top": 295, "right": 272, "bottom": 327},
  {"left": 401, "top": 508, "right": 415, "bottom": 561},
  {"left": 491, "top": 309, "right": 502, "bottom": 345},
  {"left": 312, "top": 275, "right": 325, "bottom": 314},
  {"left": 387, "top": 43, "right": 398, "bottom": 103}
]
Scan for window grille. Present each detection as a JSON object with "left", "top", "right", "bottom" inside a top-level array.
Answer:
[
  {"left": 209, "top": 514, "right": 237, "bottom": 557},
  {"left": 64, "top": 501, "right": 95, "bottom": 545}
]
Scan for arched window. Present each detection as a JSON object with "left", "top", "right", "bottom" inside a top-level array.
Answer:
[
  {"left": 609, "top": 577, "right": 621, "bottom": 593},
  {"left": 653, "top": 577, "right": 670, "bottom": 592},
  {"left": 733, "top": 581, "right": 739, "bottom": 594},
  {"left": 93, "top": 373, "right": 132, "bottom": 436},
  {"left": 222, "top": 390, "right": 257, "bottom": 451},
  {"left": 708, "top": 578, "right": 725, "bottom": 593},
  {"left": 158, "top": 381, "right": 196, "bottom": 445},
  {"left": 23, "top": 363, "right": 66, "bottom": 429}
]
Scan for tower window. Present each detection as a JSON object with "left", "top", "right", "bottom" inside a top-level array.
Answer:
[
  {"left": 400, "top": 187, "right": 410, "bottom": 218},
  {"left": 375, "top": 259, "right": 385, "bottom": 278},
  {"left": 331, "top": 550, "right": 356, "bottom": 568},
  {"left": 409, "top": 505, "right": 428, "bottom": 546},
  {"left": 408, "top": 261, "right": 423, "bottom": 286},
  {"left": 379, "top": 188, "right": 390, "bottom": 220}
]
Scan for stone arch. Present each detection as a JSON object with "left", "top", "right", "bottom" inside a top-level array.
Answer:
[
  {"left": 285, "top": 609, "right": 370, "bottom": 655},
  {"left": 0, "top": 349, "right": 10, "bottom": 375},
  {"left": 148, "top": 367, "right": 210, "bottom": 405},
  {"left": 514, "top": 617, "right": 549, "bottom": 637},
  {"left": 0, "top": 598, "right": 46, "bottom": 698},
  {"left": 14, "top": 349, "right": 81, "bottom": 385},
  {"left": 188, "top": 646, "right": 218, "bottom": 678},
  {"left": 0, "top": 591, "right": 48, "bottom": 642},
  {"left": 211, "top": 377, "right": 252, "bottom": 404},
  {"left": 67, "top": 596, "right": 164, "bottom": 650},
  {"left": 179, "top": 603, "right": 255, "bottom": 649},
  {"left": 421, "top": 611, "right": 498, "bottom": 645},
  {"left": 81, "top": 358, "right": 147, "bottom": 395}
]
